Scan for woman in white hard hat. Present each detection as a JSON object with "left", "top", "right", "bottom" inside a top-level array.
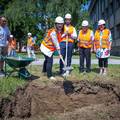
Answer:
[
  {"left": 77, "top": 20, "right": 94, "bottom": 73},
  {"left": 27, "top": 32, "right": 36, "bottom": 58},
  {"left": 94, "top": 19, "right": 112, "bottom": 75},
  {"left": 40, "top": 16, "right": 64, "bottom": 80},
  {"left": 59, "top": 13, "right": 77, "bottom": 76}
]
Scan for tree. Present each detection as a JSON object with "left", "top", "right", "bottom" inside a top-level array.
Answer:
[
  {"left": 46, "top": 0, "right": 89, "bottom": 26},
  {"left": 2, "top": 0, "right": 90, "bottom": 51},
  {"left": 3, "top": 0, "right": 41, "bottom": 51}
]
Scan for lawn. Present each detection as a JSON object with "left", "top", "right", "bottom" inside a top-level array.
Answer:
[
  {"left": 0, "top": 63, "right": 120, "bottom": 98},
  {"left": 0, "top": 77, "right": 27, "bottom": 97},
  {"left": 17, "top": 52, "right": 120, "bottom": 59}
]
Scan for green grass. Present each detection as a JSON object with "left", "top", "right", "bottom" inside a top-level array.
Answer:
[
  {"left": 0, "top": 77, "right": 27, "bottom": 97},
  {"left": 17, "top": 52, "right": 120, "bottom": 59},
  {"left": 52, "top": 64, "right": 120, "bottom": 81},
  {"left": 0, "top": 63, "right": 120, "bottom": 98},
  {"left": 72, "top": 64, "right": 120, "bottom": 80}
]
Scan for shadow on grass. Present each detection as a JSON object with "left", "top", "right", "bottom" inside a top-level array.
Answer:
[
  {"left": 92, "top": 68, "right": 99, "bottom": 74},
  {"left": 28, "top": 75, "right": 40, "bottom": 81}
]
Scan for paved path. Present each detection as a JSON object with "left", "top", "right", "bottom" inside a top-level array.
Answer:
[{"left": 32, "top": 58, "right": 120, "bottom": 65}]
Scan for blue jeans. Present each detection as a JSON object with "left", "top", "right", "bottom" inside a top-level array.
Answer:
[
  {"left": 8, "top": 49, "right": 17, "bottom": 57},
  {"left": 59, "top": 42, "right": 74, "bottom": 74},
  {"left": 42, "top": 55, "right": 53, "bottom": 78}
]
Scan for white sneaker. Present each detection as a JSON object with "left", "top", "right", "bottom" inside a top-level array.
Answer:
[
  {"left": 103, "top": 71, "right": 107, "bottom": 75},
  {"left": 62, "top": 73, "right": 67, "bottom": 77},
  {"left": 49, "top": 76, "right": 56, "bottom": 80},
  {"left": 66, "top": 71, "right": 70, "bottom": 76},
  {"left": 99, "top": 69, "right": 103, "bottom": 75},
  {"left": 99, "top": 71, "right": 103, "bottom": 75},
  {"left": 62, "top": 71, "right": 70, "bottom": 77}
]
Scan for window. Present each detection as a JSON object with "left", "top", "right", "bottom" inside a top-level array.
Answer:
[
  {"left": 115, "top": 0, "right": 120, "bottom": 10},
  {"left": 116, "top": 24, "right": 120, "bottom": 39},
  {"left": 106, "top": 8, "right": 109, "bottom": 18},
  {"left": 109, "top": 2, "right": 113, "bottom": 16}
]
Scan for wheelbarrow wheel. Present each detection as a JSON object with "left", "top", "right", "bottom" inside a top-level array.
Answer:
[{"left": 19, "top": 68, "right": 31, "bottom": 79}]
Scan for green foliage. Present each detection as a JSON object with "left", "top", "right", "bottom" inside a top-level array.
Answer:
[
  {"left": 4, "top": 0, "right": 37, "bottom": 36},
  {"left": 1, "top": 0, "right": 90, "bottom": 46}
]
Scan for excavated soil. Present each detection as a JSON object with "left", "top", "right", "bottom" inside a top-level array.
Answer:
[{"left": 0, "top": 80, "right": 120, "bottom": 120}]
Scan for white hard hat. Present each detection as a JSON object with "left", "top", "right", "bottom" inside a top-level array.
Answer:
[
  {"left": 98, "top": 19, "right": 106, "bottom": 25},
  {"left": 55, "top": 16, "right": 64, "bottom": 23},
  {"left": 10, "top": 35, "right": 13, "bottom": 38},
  {"left": 65, "top": 13, "right": 71, "bottom": 19},
  {"left": 82, "top": 20, "right": 89, "bottom": 26},
  {"left": 28, "top": 32, "right": 32, "bottom": 36}
]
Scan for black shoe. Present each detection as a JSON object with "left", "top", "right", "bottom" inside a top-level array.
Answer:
[
  {"left": 79, "top": 69, "right": 84, "bottom": 73},
  {"left": 1, "top": 69, "right": 5, "bottom": 73},
  {"left": 86, "top": 69, "right": 91, "bottom": 73}
]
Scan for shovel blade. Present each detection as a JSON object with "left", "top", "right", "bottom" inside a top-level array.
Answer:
[{"left": 63, "top": 66, "right": 73, "bottom": 71}]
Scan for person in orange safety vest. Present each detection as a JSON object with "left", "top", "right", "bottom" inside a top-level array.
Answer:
[
  {"left": 27, "top": 32, "right": 36, "bottom": 58},
  {"left": 94, "top": 19, "right": 112, "bottom": 75},
  {"left": 77, "top": 20, "right": 94, "bottom": 73},
  {"left": 40, "top": 16, "right": 64, "bottom": 80},
  {"left": 8, "top": 35, "right": 17, "bottom": 56},
  {"left": 59, "top": 13, "right": 77, "bottom": 76}
]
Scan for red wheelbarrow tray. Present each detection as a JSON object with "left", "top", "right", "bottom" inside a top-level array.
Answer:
[{"left": 4, "top": 56, "right": 35, "bottom": 78}]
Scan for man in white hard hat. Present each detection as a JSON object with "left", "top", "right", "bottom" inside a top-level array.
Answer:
[
  {"left": 77, "top": 20, "right": 94, "bottom": 73},
  {"left": 94, "top": 19, "right": 112, "bottom": 75},
  {"left": 59, "top": 13, "right": 77, "bottom": 76},
  {"left": 27, "top": 32, "right": 36, "bottom": 59},
  {"left": 40, "top": 16, "right": 64, "bottom": 80}
]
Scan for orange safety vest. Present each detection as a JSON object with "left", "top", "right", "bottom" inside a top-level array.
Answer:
[
  {"left": 42, "top": 28, "right": 63, "bottom": 51},
  {"left": 27, "top": 37, "right": 34, "bottom": 47},
  {"left": 62, "top": 25, "right": 75, "bottom": 43},
  {"left": 78, "top": 29, "right": 92, "bottom": 48},
  {"left": 94, "top": 29, "right": 110, "bottom": 49},
  {"left": 8, "top": 38, "right": 16, "bottom": 49}
]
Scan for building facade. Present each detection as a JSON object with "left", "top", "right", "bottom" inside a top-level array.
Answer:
[{"left": 89, "top": 0, "right": 120, "bottom": 55}]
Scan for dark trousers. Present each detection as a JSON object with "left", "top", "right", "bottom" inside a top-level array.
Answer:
[
  {"left": 42, "top": 55, "right": 53, "bottom": 78},
  {"left": 98, "top": 58, "right": 108, "bottom": 68},
  {"left": 59, "top": 42, "right": 74, "bottom": 74},
  {"left": 79, "top": 47, "right": 91, "bottom": 71}
]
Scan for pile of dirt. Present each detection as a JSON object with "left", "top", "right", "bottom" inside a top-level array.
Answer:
[{"left": 0, "top": 80, "right": 120, "bottom": 120}]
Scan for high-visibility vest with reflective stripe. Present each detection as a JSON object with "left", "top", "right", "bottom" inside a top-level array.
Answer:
[
  {"left": 94, "top": 29, "right": 110, "bottom": 49},
  {"left": 42, "top": 28, "right": 63, "bottom": 51},
  {"left": 78, "top": 29, "right": 92, "bottom": 48},
  {"left": 27, "top": 37, "right": 34, "bottom": 46},
  {"left": 62, "top": 25, "right": 75, "bottom": 43}
]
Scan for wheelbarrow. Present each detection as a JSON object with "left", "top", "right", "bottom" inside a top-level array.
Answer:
[{"left": 4, "top": 56, "right": 34, "bottom": 79}]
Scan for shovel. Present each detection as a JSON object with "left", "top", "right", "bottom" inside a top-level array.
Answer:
[
  {"left": 64, "top": 32, "right": 73, "bottom": 72},
  {"left": 59, "top": 55, "right": 73, "bottom": 71}
]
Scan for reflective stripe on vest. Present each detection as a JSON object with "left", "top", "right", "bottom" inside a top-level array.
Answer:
[
  {"left": 41, "top": 28, "right": 63, "bottom": 51},
  {"left": 94, "top": 29, "right": 110, "bottom": 49},
  {"left": 62, "top": 25, "right": 75, "bottom": 43},
  {"left": 78, "top": 29, "right": 92, "bottom": 48}
]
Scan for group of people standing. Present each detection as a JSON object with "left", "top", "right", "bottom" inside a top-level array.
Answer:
[
  {"left": 0, "top": 14, "right": 112, "bottom": 79},
  {"left": 40, "top": 13, "right": 112, "bottom": 80}
]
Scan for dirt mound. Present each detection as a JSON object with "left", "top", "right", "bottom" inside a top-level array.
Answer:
[{"left": 0, "top": 80, "right": 120, "bottom": 120}]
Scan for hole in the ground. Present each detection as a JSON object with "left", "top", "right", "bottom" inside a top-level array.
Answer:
[{"left": 0, "top": 80, "right": 120, "bottom": 119}]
